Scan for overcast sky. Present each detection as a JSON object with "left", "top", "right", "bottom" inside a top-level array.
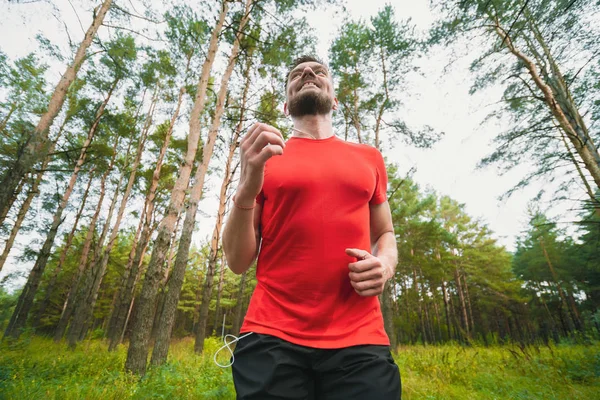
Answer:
[{"left": 0, "top": 0, "right": 578, "bottom": 286}]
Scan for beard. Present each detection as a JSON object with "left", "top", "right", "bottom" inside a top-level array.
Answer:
[{"left": 287, "top": 90, "right": 333, "bottom": 117}]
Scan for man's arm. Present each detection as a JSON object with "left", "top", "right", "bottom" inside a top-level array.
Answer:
[
  {"left": 222, "top": 122, "right": 285, "bottom": 275},
  {"left": 222, "top": 202, "right": 262, "bottom": 275},
  {"left": 370, "top": 200, "right": 397, "bottom": 280},
  {"left": 346, "top": 200, "right": 397, "bottom": 296}
]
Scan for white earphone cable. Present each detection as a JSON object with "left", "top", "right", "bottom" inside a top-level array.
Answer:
[{"left": 213, "top": 332, "right": 254, "bottom": 368}]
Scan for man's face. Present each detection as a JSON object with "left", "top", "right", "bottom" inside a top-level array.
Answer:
[{"left": 285, "top": 61, "right": 337, "bottom": 117}]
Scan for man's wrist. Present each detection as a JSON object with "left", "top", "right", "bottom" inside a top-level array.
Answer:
[
  {"left": 234, "top": 188, "right": 256, "bottom": 208},
  {"left": 377, "top": 256, "right": 395, "bottom": 281}
]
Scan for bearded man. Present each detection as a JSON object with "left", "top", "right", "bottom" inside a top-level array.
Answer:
[{"left": 222, "top": 55, "right": 401, "bottom": 400}]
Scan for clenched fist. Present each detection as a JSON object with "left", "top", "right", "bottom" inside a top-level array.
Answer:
[
  {"left": 235, "top": 122, "right": 285, "bottom": 206},
  {"left": 346, "top": 248, "right": 392, "bottom": 297}
]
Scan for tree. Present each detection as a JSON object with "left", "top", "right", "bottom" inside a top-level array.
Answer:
[
  {"left": 0, "top": 0, "right": 113, "bottom": 222},
  {"left": 330, "top": 6, "right": 440, "bottom": 149},
  {"left": 430, "top": 0, "right": 600, "bottom": 211},
  {"left": 125, "top": 0, "right": 229, "bottom": 376}
]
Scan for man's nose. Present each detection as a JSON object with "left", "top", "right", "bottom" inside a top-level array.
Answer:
[{"left": 301, "top": 67, "right": 317, "bottom": 77}]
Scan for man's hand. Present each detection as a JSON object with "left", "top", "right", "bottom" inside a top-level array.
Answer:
[
  {"left": 235, "top": 122, "right": 285, "bottom": 206},
  {"left": 345, "top": 248, "right": 392, "bottom": 297}
]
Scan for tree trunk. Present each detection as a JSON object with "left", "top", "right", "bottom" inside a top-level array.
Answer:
[
  {"left": 0, "top": 176, "right": 25, "bottom": 229},
  {"left": 211, "top": 253, "right": 227, "bottom": 336},
  {"left": 53, "top": 135, "right": 119, "bottom": 341},
  {"left": 231, "top": 272, "right": 248, "bottom": 335},
  {"left": 0, "top": 102, "right": 17, "bottom": 134},
  {"left": 0, "top": 118, "right": 69, "bottom": 272},
  {"left": 151, "top": 2, "right": 254, "bottom": 363},
  {"left": 4, "top": 81, "right": 115, "bottom": 340},
  {"left": 412, "top": 267, "right": 427, "bottom": 344},
  {"left": 33, "top": 170, "right": 94, "bottom": 328},
  {"left": 380, "top": 279, "right": 396, "bottom": 349},
  {"left": 463, "top": 272, "right": 475, "bottom": 335},
  {"left": 441, "top": 280, "right": 452, "bottom": 341},
  {"left": 64, "top": 138, "right": 128, "bottom": 344},
  {"left": 107, "top": 88, "right": 184, "bottom": 350},
  {"left": 71, "top": 169, "right": 123, "bottom": 344},
  {"left": 0, "top": 0, "right": 112, "bottom": 218},
  {"left": 454, "top": 264, "right": 470, "bottom": 338},
  {"left": 125, "top": 0, "right": 228, "bottom": 376},
  {"left": 566, "top": 288, "right": 583, "bottom": 332},
  {"left": 539, "top": 237, "right": 575, "bottom": 334},
  {"left": 106, "top": 195, "right": 146, "bottom": 345},
  {"left": 433, "top": 300, "right": 442, "bottom": 343},
  {"left": 0, "top": 177, "right": 27, "bottom": 272},
  {"left": 67, "top": 94, "right": 153, "bottom": 347},
  {"left": 373, "top": 47, "right": 390, "bottom": 150}
]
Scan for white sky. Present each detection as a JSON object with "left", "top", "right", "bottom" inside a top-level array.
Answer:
[{"left": 0, "top": 0, "right": 580, "bottom": 287}]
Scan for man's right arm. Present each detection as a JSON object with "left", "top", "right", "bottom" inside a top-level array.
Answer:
[
  {"left": 222, "top": 199, "right": 262, "bottom": 275},
  {"left": 222, "top": 122, "right": 285, "bottom": 275}
]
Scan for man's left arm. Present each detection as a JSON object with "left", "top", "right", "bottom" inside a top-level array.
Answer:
[{"left": 346, "top": 200, "right": 397, "bottom": 297}]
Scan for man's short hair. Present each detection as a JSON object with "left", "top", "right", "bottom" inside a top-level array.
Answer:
[{"left": 285, "top": 55, "right": 330, "bottom": 88}]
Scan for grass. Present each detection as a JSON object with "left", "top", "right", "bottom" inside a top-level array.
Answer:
[{"left": 0, "top": 336, "right": 599, "bottom": 399}]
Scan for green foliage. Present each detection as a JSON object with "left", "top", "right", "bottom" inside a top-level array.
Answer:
[
  {"left": 429, "top": 0, "right": 600, "bottom": 204},
  {"left": 0, "top": 337, "right": 598, "bottom": 399},
  {"left": 0, "top": 51, "right": 49, "bottom": 173},
  {"left": 329, "top": 6, "right": 441, "bottom": 148},
  {"left": 0, "top": 286, "right": 19, "bottom": 332}
]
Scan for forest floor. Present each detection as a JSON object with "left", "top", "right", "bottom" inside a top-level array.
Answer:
[{"left": 0, "top": 336, "right": 599, "bottom": 399}]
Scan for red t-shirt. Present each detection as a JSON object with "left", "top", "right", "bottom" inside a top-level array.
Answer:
[{"left": 240, "top": 135, "right": 390, "bottom": 348}]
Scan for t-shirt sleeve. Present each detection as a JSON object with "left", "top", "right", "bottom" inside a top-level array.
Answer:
[{"left": 370, "top": 148, "right": 388, "bottom": 205}]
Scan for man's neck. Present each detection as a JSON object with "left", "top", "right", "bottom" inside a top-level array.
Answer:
[{"left": 291, "top": 114, "right": 335, "bottom": 140}]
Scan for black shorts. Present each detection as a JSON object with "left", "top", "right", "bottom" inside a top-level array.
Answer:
[{"left": 231, "top": 333, "right": 401, "bottom": 400}]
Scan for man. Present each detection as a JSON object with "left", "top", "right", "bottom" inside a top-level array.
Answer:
[{"left": 222, "top": 55, "right": 401, "bottom": 400}]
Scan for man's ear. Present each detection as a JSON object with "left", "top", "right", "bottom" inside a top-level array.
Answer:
[
  {"left": 283, "top": 102, "right": 289, "bottom": 116},
  {"left": 332, "top": 97, "right": 339, "bottom": 111}
]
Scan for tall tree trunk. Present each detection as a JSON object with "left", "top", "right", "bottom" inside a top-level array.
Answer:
[
  {"left": 152, "top": 4, "right": 254, "bottom": 363},
  {"left": 380, "top": 279, "right": 396, "bottom": 349},
  {"left": 0, "top": 176, "right": 25, "bottom": 229},
  {"left": 539, "top": 237, "right": 575, "bottom": 334},
  {"left": 463, "top": 272, "right": 475, "bottom": 335},
  {"left": 0, "top": 0, "right": 112, "bottom": 218},
  {"left": 412, "top": 267, "right": 427, "bottom": 344},
  {"left": 125, "top": 0, "right": 228, "bottom": 376},
  {"left": 454, "top": 264, "right": 470, "bottom": 339},
  {"left": 71, "top": 168, "right": 123, "bottom": 343},
  {"left": 231, "top": 272, "right": 248, "bottom": 335},
  {"left": 106, "top": 196, "right": 145, "bottom": 344},
  {"left": 566, "top": 288, "right": 583, "bottom": 332},
  {"left": 64, "top": 137, "right": 128, "bottom": 344},
  {"left": 53, "top": 135, "right": 119, "bottom": 341},
  {"left": 441, "top": 280, "right": 452, "bottom": 341},
  {"left": 373, "top": 47, "right": 390, "bottom": 150},
  {"left": 0, "top": 176, "right": 27, "bottom": 272},
  {"left": 0, "top": 119, "right": 69, "bottom": 272},
  {"left": 433, "top": 299, "right": 442, "bottom": 343},
  {"left": 33, "top": 170, "right": 94, "bottom": 328},
  {"left": 0, "top": 102, "right": 17, "bottom": 134},
  {"left": 535, "top": 281, "right": 560, "bottom": 343},
  {"left": 211, "top": 252, "right": 227, "bottom": 336},
  {"left": 107, "top": 88, "right": 185, "bottom": 350},
  {"left": 4, "top": 82, "right": 116, "bottom": 339},
  {"left": 67, "top": 94, "right": 153, "bottom": 347},
  {"left": 419, "top": 271, "right": 434, "bottom": 343}
]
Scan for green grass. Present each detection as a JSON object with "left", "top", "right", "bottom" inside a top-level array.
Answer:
[{"left": 1, "top": 336, "right": 599, "bottom": 399}]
